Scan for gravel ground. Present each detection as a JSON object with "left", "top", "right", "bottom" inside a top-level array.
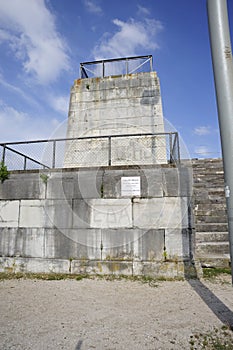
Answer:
[{"left": 0, "top": 275, "right": 233, "bottom": 350}]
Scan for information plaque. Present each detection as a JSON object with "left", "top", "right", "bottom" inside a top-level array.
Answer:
[{"left": 121, "top": 176, "right": 141, "bottom": 196}]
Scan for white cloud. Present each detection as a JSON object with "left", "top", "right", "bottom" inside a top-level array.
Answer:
[
  {"left": 137, "top": 5, "right": 150, "bottom": 16},
  {"left": 0, "top": 0, "right": 70, "bottom": 85},
  {"left": 93, "top": 17, "right": 163, "bottom": 59},
  {"left": 194, "top": 126, "right": 212, "bottom": 136},
  {"left": 84, "top": 0, "right": 102, "bottom": 14},
  {"left": 0, "top": 73, "right": 40, "bottom": 107},
  {"left": 194, "top": 146, "right": 211, "bottom": 157},
  {"left": 49, "top": 94, "right": 70, "bottom": 115},
  {"left": 0, "top": 101, "right": 64, "bottom": 142}
]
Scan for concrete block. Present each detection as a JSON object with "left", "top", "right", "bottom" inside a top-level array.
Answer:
[
  {"left": 44, "top": 199, "right": 73, "bottom": 229},
  {"left": 0, "top": 172, "right": 45, "bottom": 200},
  {"left": 0, "top": 228, "right": 44, "bottom": 258},
  {"left": 0, "top": 228, "right": 18, "bottom": 256},
  {"left": 2, "top": 257, "right": 69, "bottom": 274},
  {"left": 19, "top": 200, "right": 46, "bottom": 228},
  {"left": 46, "top": 172, "right": 74, "bottom": 199},
  {"left": 137, "top": 229, "right": 164, "bottom": 260},
  {"left": 90, "top": 199, "right": 132, "bottom": 228},
  {"left": 72, "top": 199, "right": 91, "bottom": 228},
  {"left": 133, "top": 197, "right": 189, "bottom": 229},
  {"left": 73, "top": 169, "right": 103, "bottom": 199},
  {"left": 0, "top": 200, "right": 19, "bottom": 227},
  {"left": 71, "top": 260, "right": 133, "bottom": 275},
  {"left": 101, "top": 228, "right": 164, "bottom": 261},
  {"left": 142, "top": 167, "right": 163, "bottom": 197},
  {"left": 163, "top": 166, "right": 193, "bottom": 197},
  {"left": 44, "top": 228, "right": 101, "bottom": 260},
  {"left": 101, "top": 228, "right": 136, "bottom": 260},
  {"left": 25, "top": 258, "right": 70, "bottom": 273},
  {"left": 18, "top": 228, "right": 45, "bottom": 258},
  {"left": 165, "top": 229, "right": 190, "bottom": 259}
]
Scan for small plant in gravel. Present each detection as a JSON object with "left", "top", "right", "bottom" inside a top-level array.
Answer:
[
  {"left": 189, "top": 326, "right": 233, "bottom": 349},
  {"left": 203, "top": 268, "right": 231, "bottom": 279}
]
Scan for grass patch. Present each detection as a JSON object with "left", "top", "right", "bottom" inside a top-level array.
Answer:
[
  {"left": 0, "top": 272, "right": 183, "bottom": 286},
  {"left": 203, "top": 267, "right": 231, "bottom": 279},
  {"left": 0, "top": 272, "right": 86, "bottom": 281},
  {"left": 190, "top": 326, "right": 233, "bottom": 349}
]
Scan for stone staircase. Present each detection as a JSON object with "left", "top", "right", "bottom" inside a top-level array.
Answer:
[{"left": 192, "top": 158, "right": 230, "bottom": 268}]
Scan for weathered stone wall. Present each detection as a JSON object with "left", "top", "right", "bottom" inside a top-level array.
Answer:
[
  {"left": 0, "top": 164, "right": 194, "bottom": 277},
  {"left": 64, "top": 72, "right": 167, "bottom": 167}
]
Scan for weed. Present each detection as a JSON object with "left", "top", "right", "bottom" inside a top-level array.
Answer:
[
  {"left": 203, "top": 267, "right": 231, "bottom": 279},
  {"left": 40, "top": 173, "right": 49, "bottom": 184},
  {"left": 0, "top": 161, "right": 9, "bottom": 183},
  {"left": 190, "top": 326, "right": 233, "bottom": 349}
]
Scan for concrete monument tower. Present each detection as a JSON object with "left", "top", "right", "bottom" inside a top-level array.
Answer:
[{"left": 64, "top": 55, "right": 167, "bottom": 167}]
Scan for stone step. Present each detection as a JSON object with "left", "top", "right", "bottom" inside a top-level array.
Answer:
[
  {"left": 194, "top": 203, "right": 226, "bottom": 211},
  {"left": 195, "top": 215, "right": 227, "bottom": 224},
  {"left": 195, "top": 222, "right": 228, "bottom": 232},
  {"left": 192, "top": 168, "right": 224, "bottom": 175},
  {"left": 195, "top": 209, "right": 227, "bottom": 217},
  {"left": 196, "top": 255, "right": 230, "bottom": 268},
  {"left": 194, "top": 197, "right": 226, "bottom": 205},
  {"left": 195, "top": 231, "right": 229, "bottom": 243},
  {"left": 193, "top": 182, "right": 224, "bottom": 189},
  {"left": 195, "top": 241, "right": 229, "bottom": 255}
]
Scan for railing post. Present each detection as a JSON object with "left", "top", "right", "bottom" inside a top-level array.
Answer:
[
  {"left": 102, "top": 61, "right": 105, "bottom": 78},
  {"left": 169, "top": 133, "right": 173, "bottom": 163},
  {"left": 23, "top": 157, "right": 27, "bottom": 170},
  {"left": 52, "top": 140, "right": 56, "bottom": 168},
  {"left": 126, "top": 59, "right": 128, "bottom": 74},
  {"left": 2, "top": 145, "right": 6, "bottom": 163},
  {"left": 108, "top": 137, "right": 111, "bottom": 166},
  {"left": 150, "top": 56, "right": 153, "bottom": 72},
  {"left": 176, "top": 133, "right": 181, "bottom": 163}
]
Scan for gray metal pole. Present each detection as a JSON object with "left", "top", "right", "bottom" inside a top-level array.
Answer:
[{"left": 207, "top": 0, "right": 233, "bottom": 283}]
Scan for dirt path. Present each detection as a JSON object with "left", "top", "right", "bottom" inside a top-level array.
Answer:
[{"left": 0, "top": 276, "right": 233, "bottom": 350}]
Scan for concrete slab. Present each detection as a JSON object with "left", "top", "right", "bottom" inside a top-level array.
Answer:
[
  {"left": 0, "top": 200, "right": 19, "bottom": 227},
  {"left": 19, "top": 200, "right": 46, "bottom": 228},
  {"left": 0, "top": 173, "right": 45, "bottom": 200},
  {"left": 90, "top": 199, "right": 132, "bottom": 228},
  {"left": 165, "top": 229, "right": 190, "bottom": 259},
  {"left": 133, "top": 197, "right": 189, "bottom": 229},
  {"left": 44, "top": 228, "right": 101, "bottom": 260}
]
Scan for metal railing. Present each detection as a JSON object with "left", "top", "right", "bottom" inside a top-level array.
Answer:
[
  {"left": 80, "top": 55, "right": 153, "bottom": 79},
  {"left": 0, "top": 132, "right": 180, "bottom": 171}
]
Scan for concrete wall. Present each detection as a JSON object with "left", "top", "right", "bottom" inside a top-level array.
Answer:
[
  {"left": 64, "top": 72, "right": 167, "bottom": 167},
  {"left": 0, "top": 164, "right": 195, "bottom": 277}
]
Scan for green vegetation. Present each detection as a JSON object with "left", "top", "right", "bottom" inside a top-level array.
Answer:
[
  {"left": 0, "top": 161, "right": 9, "bottom": 183},
  {"left": 190, "top": 326, "right": 233, "bottom": 349},
  {"left": 0, "top": 272, "right": 184, "bottom": 286},
  {"left": 40, "top": 173, "right": 49, "bottom": 184},
  {"left": 203, "top": 267, "right": 231, "bottom": 279}
]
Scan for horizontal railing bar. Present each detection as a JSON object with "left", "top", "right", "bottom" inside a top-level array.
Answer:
[
  {"left": 80, "top": 55, "right": 152, "bottom": 67},
  {"left": 0, "top": 132, "right": 178, "bottom": 146}
]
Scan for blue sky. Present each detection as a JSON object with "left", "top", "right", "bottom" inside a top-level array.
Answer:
[{"left": 0, "top": 0, "right": 232, "bottom": 158}]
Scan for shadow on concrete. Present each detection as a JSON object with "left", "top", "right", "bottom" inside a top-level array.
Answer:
[
  {"left": 188, "top": 278, "right": 233, "bottom": 330},
  {"left": 75, "top": 340, "right": 83, "bottom": 350},
  {"left": 180, "top": 162, "right": 233, "bottom": 331}
]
